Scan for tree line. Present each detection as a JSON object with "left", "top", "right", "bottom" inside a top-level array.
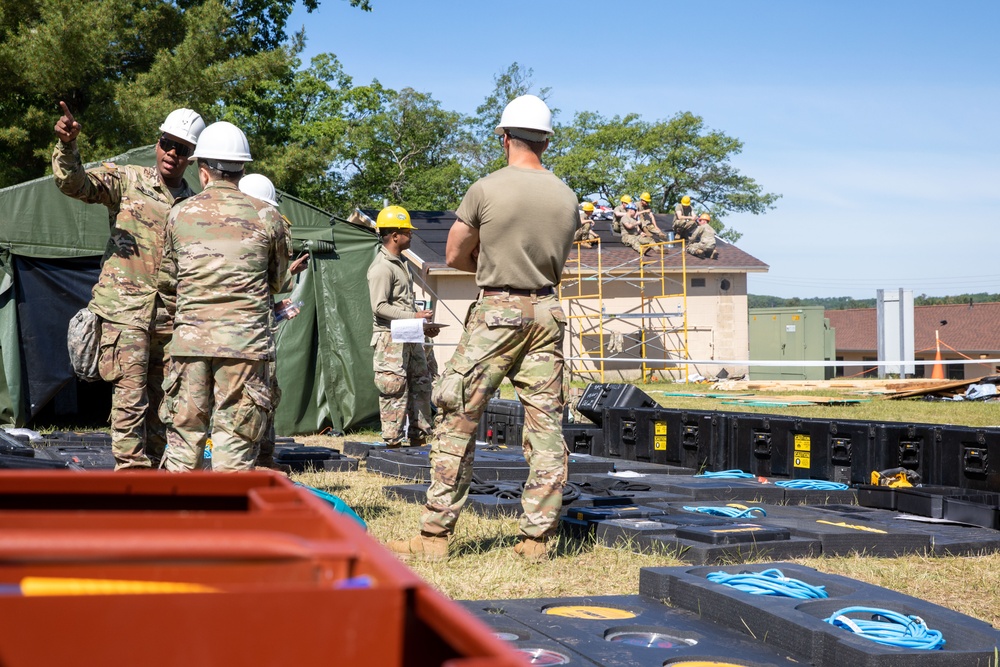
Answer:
[
  {"left": 749, "top": 293, "right": 1000, "bottom": 310},
  {"left": 0, "top": 0, "right": 778, "bottom": 240}
]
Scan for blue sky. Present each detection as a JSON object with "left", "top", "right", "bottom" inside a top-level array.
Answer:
[{"left": 287, "top": 0, "right": 1000, "bottom": 299}]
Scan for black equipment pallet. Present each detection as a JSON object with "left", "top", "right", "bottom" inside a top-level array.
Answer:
[{"left": 641, "top": 562, "right": 1000, "bottom": 667}]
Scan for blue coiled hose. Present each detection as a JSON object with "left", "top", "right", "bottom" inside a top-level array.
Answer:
[
  {"left": 682, "top": 505, "right": 767, "bottom": 519},
  {"left": 824, "top": 606, "right": 945, "bottom": 650},
  {"left": 706, "top": 568, "right": 828, "bottom": 599},
  {"left": 774, "top": 479, "right": 850, "bottom": 491},
  {"left": 695, "top": 469, "right": 755, "bottom": 479}
]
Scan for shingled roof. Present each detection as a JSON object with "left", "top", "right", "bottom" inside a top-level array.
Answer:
[
  {"left": 358, "top": 209, "right": 769, "bottom": 273},
  {"left": 826, "top": 302, "right": 1000, "bottom": 353}
]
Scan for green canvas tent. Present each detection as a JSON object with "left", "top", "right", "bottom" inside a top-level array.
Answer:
[{"left": 0, "top": 144, "right": 380, "bottom": 434}]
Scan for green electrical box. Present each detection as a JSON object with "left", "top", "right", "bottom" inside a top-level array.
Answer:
[{"left": 748, "top": 306, "right": 836, "bottom": 380}]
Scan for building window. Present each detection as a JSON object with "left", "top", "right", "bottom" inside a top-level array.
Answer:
[
  {"left": 835, "top": 356, "right": 844, "bottom": 378},
  {"left": 947, "top": 362, "right": 964, "bottom": 380},
  {"left": 691, "top": 278, "right": 705, "bottom": 288},
  {"left": 862, "top": 357, "right": 877, "bottom": 379}
]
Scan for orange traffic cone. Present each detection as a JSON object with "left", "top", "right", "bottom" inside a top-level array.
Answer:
[{"left": 930, "top": 330, "right": 945, "bottom": 380}]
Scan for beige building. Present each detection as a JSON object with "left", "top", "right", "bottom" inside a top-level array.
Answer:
[{"left": 357, "top": 210, "right": 768, "bottom": 381}]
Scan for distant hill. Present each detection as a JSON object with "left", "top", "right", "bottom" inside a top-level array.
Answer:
[{"left": 749, "top": 293, "right": 1000, "bottom": 310}]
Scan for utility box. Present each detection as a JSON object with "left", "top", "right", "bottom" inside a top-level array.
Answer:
[{"left": 749, "top": 306, "right": 835, "bottom": 380}]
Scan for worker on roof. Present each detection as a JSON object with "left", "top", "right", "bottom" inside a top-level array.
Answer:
[
  {"left": 611, "top": 194, "right": 632, "bottom": 234},
  {"left": 686, "top": 212, "right": 718, "bottom": 259},
  {"left": 635, "top": 191, "right": 669, "bottom": 240},
  {"left": 673, "top": 195, "right": 698, "bottom": 240},
  {"left": 575, "top": 202, "right": 600, "bottom": 248},
  {"left": 620, "top": 203, "right": 655, "bottom": 256}
]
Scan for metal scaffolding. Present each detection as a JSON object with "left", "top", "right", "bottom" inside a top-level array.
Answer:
[{"left": 560, "top": 239, "right": 690, "bottom": 383}]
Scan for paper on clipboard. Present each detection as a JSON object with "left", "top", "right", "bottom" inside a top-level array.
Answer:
[{"left": 390, "top": 318, "right": 426, "bottom": 343}]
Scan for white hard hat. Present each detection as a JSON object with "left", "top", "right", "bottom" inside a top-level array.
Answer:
[
  {"left": 494, "top": 94, "right": 553, "bottom": 142},
  {"left": 191, "top": 121, "right": 252, "bottom": 171},
  {"left": 239, "top": 173, "right": 279, "bottom": 207},
  {"left": 159, "top": 108, "right": 205, "bottom": 146}
]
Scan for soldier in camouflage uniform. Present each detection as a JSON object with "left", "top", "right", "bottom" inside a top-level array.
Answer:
[
  {"left": 686, "top": 213, "right": 718, "bottom": 259},
  {"left": 387, "top": 95, "right": 578, "bottom": 562},
  {"left": 238, "top": 174, "right": 309, "bottom": 470},
  {"left": 367, "top": 206, "right": 437, "bottom": 448},
  {"left": 620, "top": 205, "right": 655, "bottom": 255},
  {"left": 673, "top": 195, "right": 698, "bottom": 240},
  {"left": 635, "top": 191, "right": 669, "bottom": 240},
  {"left": 611, "top": 195, "right": 632, "bottom": 234},
  {"left": 574, "top": 202, "right": 599, "bottom": 248},
  {"left": 53, "top": 102, "right": 204, "bottom": 470},
  {"left": 158, "top": 122, "right": 289, "bottom": 472}
]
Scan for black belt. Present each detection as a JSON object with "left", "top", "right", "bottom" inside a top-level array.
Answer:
[{"left": 482, "top": 286, "right": 554, "bottom": 297}]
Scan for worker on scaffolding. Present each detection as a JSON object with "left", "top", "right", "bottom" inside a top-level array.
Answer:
[
  {"left": 611, "top": 195, "right": 631, "bottom": 234},
  {"left": 673, "top": 195, "right": 698, "bottom": 240},
  {"left": 635, "top": 191, "right": 669, "bottom": 240},
  {"left": 686, "top": 212, "right": 718, "bottom": 259},
  {"left": 620, "top": 204, "right": 654, "bottom": 255},
  {"left": 575, "top": 202, "right": 600, "bottom": 248}
]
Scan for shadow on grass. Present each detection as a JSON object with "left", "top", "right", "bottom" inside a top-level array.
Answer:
[{"left": 453, "top": 534, "right": 519, "bottom": 557}]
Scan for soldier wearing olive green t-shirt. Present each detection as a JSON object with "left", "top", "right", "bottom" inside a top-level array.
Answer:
[{"left": 387, "top": 95, "right": 577, "bottom": 564}]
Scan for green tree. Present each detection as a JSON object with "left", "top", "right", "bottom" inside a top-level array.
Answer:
[
  {"left": 223, "top": 52, "right": 355, "bottom": 212},
  {"left": 548, "top": 111, "right": 780, "bottom": 242},
  {"left": 338, "top": 85, "right": 469, "bottom": 212},
  {"left": 459, "top": 62, "right": 552, "bottom": 177},
  {"left": 0, "top": 0, "right": 369, "bottom": 187}
]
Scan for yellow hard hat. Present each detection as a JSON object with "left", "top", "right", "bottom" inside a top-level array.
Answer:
[
  {"left": 640, "top": 192, "right": 651, "bottom": 203},
  {"left": 698, "top": 212, "right": 711, "bottom": 222},
  {"left": 581, "top": 202, "right": 595, "bottom": 212},
  {"left": 620, "top": 195, "right": 632, "bottom": 204},
  {"left": 681, "top": 195, "right": 691, "bottom": 206},
  {"left": 376, "top": 205, "right": 416, "bottom": 230}
]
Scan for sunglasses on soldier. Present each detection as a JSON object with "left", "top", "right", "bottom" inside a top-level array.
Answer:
[{"left": 158, "top": 135, "right": 194, "bottom": 158}]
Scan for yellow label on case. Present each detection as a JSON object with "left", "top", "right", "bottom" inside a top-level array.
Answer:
[
  {"left": 544, "top": 605, "right": 636, "bottom": 619},
  {"left": 654, "top": 436, "right": 667, "bottom": 451}
]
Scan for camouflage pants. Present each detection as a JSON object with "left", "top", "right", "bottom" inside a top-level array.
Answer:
[
  {"left": 642, "top": 221, "right": 667, "bottom": 239},
  {"left": 424, "top": 338, "right": 439, "bottom": 381},
  {"left": 574, "top": 221, "right": 597, "bottom": 242},
  {"left": 255, "top": 357, "right": 282, "bottom": 467},
  {"left": 621, "top": 231, "right": 653, "bottom": 253},
  {"left": 97, "top": 321, "right": 169, "bottom": 470},
  {"left": 160, "top": 357, "right": 271, "bottom": 472},
  {"left": 372, "top": 332, "right": 433, "bottom": 446},
  {"left": 687, "top": 242, "right": 716, "bottom": 258},
  {"left": 673, "top": 218, "right": 696, "bottom": 240},
  {"left": 421, "top": 292, "right": 569, "bottom": 540}
]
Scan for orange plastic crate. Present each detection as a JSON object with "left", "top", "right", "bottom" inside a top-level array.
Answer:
[{"left": 0, "top": 471, "right": 524, "bottom": 667}]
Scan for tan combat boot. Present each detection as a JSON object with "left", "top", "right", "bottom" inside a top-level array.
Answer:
[
  {"left": 386, "top": 533, "right": 449, "bottom": 561},
  {"left": 512, "top": 536, "right": 550, "bottom": 562}
]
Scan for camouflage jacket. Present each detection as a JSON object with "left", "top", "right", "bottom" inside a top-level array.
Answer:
[
  {"left": 52, "top": 140, "right": 193, "bottom": 330},
  {"left": 367, "top": 245, "right": 417, "bottom": 333},
  {"left": 159, "top": 180, "right": 290, "bottom": 360},
  {"left": 245, "top": 197, "right": 296, "bottom": 293},
  {"left": 689, "top": 223, "right": 716, "bottom": 248}
]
